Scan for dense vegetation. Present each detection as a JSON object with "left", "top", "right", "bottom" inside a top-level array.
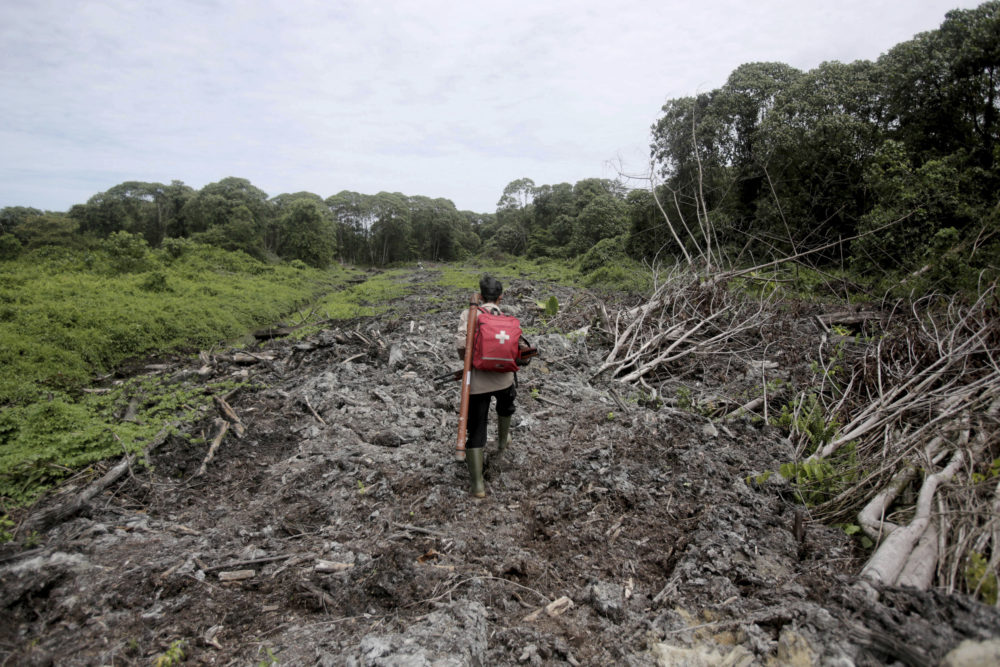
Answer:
[
  {"left": 642, "top": 2, "right": 999, "bottom": 292},
  {"left": 0, "top": 240, "right": 358, "bottom": 505}
]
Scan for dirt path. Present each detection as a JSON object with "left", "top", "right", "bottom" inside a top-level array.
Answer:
[{"left": 2, "top": 267, "right": 999, "bottom": 666}]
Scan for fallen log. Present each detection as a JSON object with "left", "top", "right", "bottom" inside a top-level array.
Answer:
[
  {"left": 815, "top": 310, "right": 881, "bottom": 327},
  {"left": 218, "top": 352, "right": 275, "bottom": 365},
  {"left": 724, "top": 396, "right": 764, "bottom": 421},
  {"left": 21, "top": 424, "right": 175, "bottom": 535},
  {"left": 252, "top": 324, "right": 299, "bottom": 340}
]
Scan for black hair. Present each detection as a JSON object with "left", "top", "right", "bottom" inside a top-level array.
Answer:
[{"left": 479, "top": 275, "right": 503, "bottom": 302}]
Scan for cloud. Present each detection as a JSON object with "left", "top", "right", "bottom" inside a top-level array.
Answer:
[{"left": 0, "top": 0, "right": 983, "bottom": 213}]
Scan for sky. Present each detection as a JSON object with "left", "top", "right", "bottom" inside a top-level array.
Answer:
[{"left": 0, "top": 0, "right": 985, "bottom": 214}]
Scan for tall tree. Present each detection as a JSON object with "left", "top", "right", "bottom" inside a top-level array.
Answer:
[
  {"left": 326, "top": 191, "right": 376, "bottom": 264},
  {"left": 370, "top": 192, "right": 411, "bottom": 265},
  {"left": 275, "top": 198, "right": 336, "bottom": 267},
  {"left": 181, "top": 178, "right": 270, "bottom": 259}
]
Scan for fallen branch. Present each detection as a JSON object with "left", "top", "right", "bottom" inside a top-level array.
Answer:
[
  {"left": 303, "top": 395, "right": 327, "bottom": 426},
  {"left": 196, "top": 419, "right": 230, "bottom": 477},
  {"left": 213, "top": 395, "right": 246, "bottom": 437},
  {"left": 22, "top": 424, "right": 175, "bottom": 534}
]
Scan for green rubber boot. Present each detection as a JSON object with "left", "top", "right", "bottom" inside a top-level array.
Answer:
[
  {"left": 497, "top": 416, "right": 512, "bottom": 454},
  {"left": 466, "top": 447, "right": 486, "bottom": 498}
]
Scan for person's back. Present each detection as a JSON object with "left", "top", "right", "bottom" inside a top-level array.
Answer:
[{"left": 453, "top": 276, "right": 517, "bottom": 497}]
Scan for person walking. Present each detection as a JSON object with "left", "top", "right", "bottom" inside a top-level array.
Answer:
[{"left": 455, "top": 276, "right": 516, "bottom": 498}]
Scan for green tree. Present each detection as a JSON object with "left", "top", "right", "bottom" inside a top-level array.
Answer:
[
  {"left": 570, "top": 194, "right": 628, "bottom": 254},
  {"left": 269, "top": 191, "right": 326, "bottom": 253},
  {"left": 408, "top": 196, "right": 463, "bottom": 261},
  {"left": 762, "top": 61, "right": 883, "bottom": 249},
  {"left": 275, "top": 199, "right": 336, "bottom": 268},
  {"left": 493, "top": 177, "right": 537, "bottom": 255},
  {"left": 370, "top": 192, "right": 411, "bottom": 265},
  {"left": 9, "top": 212, "right": 80, "bottom": 249},
  {"left": 0, "top": 207, "right": 44, "bottom": 236},
  {"left": 181, "top": 178, "right": 270, "bottom": 259},
  {"left": 326, "top": 191, "right": 376, "bottom": 265},
  {"left": 69, "top": 181, "right": 193, "bottom": 245}
]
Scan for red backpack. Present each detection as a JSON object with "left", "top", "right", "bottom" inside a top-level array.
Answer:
[{"left": 472, "top": 306, "right": 522, "bottom": 373}]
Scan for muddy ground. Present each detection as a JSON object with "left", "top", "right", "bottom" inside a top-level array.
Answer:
[{"left": 2, "top": 267, "right": 999, "bottom": 666}]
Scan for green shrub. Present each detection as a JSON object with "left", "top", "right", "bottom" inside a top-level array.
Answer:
[
  {"left": 965, "top": 551, "right": 999, "bottom": 605},
  {"left": 102, "top": 230, "right": 151, "bottom": 273},
  {"left": 578, "top": 235, "right": 627, "bottom": 274},
  {"left": 140, "top": 271, "right": 171, "bottom": 292},
  {"left": 0, "top": 244, "right": 331, "bottom": 405},
  {"left": 161, "top": 237, "right": 195, "bottom": 259},
  {"left": 0, "top": 234, "right": 22, "bottom": 261},
  {"left": 778, "top": 443, "right": 859, "bottom": 506},
  {"left": 774, "top": 393, "right": 839, "bottom": 449},
  {"left": 582, "top": 259, "right": 653, "bottom": 294}
]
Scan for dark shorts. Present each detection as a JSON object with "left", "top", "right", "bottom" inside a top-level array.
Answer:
[{"left": 465, "top": 385, "right": 516, "bottom": 450}]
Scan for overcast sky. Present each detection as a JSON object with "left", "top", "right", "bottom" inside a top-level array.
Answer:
[{"left": 0, "top": 0, "right": 984, "bottom": 214}]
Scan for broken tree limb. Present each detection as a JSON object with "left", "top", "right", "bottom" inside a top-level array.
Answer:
[
  {"left": 303, "top": 395, "right": 327, "bottom": 425},
  {"left": 219, "top": 352, "right": 275, "bottom": 365},
  {"left": 896, "top": 518, "right": 940, "bottom": 589},
  {"left": 21, "top": 424, "right": 175, "bottom": 535},
  {"left": 213, "top": 395, "right": 245, "bottom": 437},
  {"left": 203, "top": 553, "right": 297, "bottom": 572},
  {"left": 196, "top": 419, "right": 230, "bottom": 477},
  {"left": 724, "top": 396, "right": 764, "bottom": 421},
  {"left": 815, "top": 310, "right": 881, "bottom": 327},
  {"left": 858, "top": 464, "right": 919, "bottom": 542}
]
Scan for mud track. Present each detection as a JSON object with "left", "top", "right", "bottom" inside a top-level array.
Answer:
[{"left": 2, "top": 268, "right": 999, "bottom": 665}]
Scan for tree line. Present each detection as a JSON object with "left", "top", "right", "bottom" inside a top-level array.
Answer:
[
  {"left": 0, "top": 182, "right": 487, "bottom": 269},
  {"left": 2, "top": 2, "right": 997, "bottom": 290},
  {"left": 640, "top": 1, "right": 999, "bottom": 289}
]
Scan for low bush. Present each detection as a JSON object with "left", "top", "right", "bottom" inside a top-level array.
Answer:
[{"left": 582, "top": 259, "right": 653, "bottom": 294}]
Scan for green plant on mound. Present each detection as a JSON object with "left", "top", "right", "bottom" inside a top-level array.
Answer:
[
  {"left": 433, "top": 264, "right": 480, "bottom": 290},
  {"left": 495, "top": 257, "right": 580, "bottom": 285},
  {"left": 316, "top": 269, "right": 412, "bottom": 321},
  {"left": 578, "top": 235, "right": 627, "bottom": 274},
  {"left": 773, "top": 393, "right": 840, "bottom": 450},
  {"left": 964, "top": 550, "right": 999, "bottom": 606}
]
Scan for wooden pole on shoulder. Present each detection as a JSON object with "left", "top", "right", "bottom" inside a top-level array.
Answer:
[{"left": 456, "top": 295, "right": 479, "bottom": 460}]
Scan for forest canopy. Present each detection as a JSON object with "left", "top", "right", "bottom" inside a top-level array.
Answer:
[{"left": 1, "top": 2, "right": 997, "bottom": 292}]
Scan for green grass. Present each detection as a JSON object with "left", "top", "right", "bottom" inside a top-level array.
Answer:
[
  {"left": 0, "top": 243, "right": 341, "bottom": 404},
  {"left": 314, "top": 268, "right": 414, "bottom": 320},
  {"left": 0, "top": 241, "right": 357, "bottom": 506},
  {"left": 494, "top": 257, "right": 582, "bottom": 286},
  {"left": 0, "top": 377, "right": 245, "bottom": 506}
]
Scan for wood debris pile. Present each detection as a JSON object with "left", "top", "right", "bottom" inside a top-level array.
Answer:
[{"left": 595, "top": 266, "right": 1000, "bottom": 601}]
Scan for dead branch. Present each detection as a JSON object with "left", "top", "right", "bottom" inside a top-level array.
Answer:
[
  {"left": 21, "top": 424, "right": 175, "bottom": 535},
  {"left": 196, "top": 419, "right": 230, "bottom": 477},
  {"left": 213, "top": 395, "right": 246, "bottom": 437},
  {"left": 303, "top": 395, "right": 327, "bottom": 425}
]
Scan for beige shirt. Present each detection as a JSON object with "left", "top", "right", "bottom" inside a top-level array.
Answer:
[{"left": 455, "top": 302, "right": 515, "bottom": 395}]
